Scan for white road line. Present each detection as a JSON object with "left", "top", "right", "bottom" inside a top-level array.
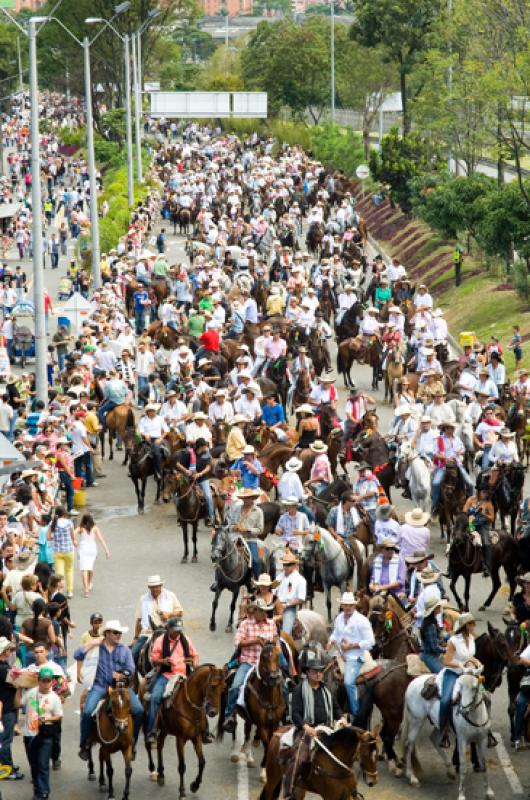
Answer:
[{"left": 493, "top": 731, "right": 524, "bottom": 795}]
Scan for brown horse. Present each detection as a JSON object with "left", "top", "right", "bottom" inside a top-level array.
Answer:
[
  {"left": 150, "top": 278, "right": 169, "bottom": 306},
  {"left": 384, "top": 345, "right": 405, "bottom": 403},
  {"left": 145, "top": 665, "right": 227, "bottom": 797},
  {"left": 147, "top": 321, "right": 180, "bottom": 350},
  {"left": 292, "top": 369, "right": 311, "bottom": 411},
  {"left": 336, "top": 336, "right": 366, "bottom": 387},
  {"left": 162, "top": 472, "right": 224, "bottom": 562},
  {"left": 258, "top": 443, "right": 294, "bottom": 492},
  {"left": 260, "top": 724, "right": 378, "bottom": 800},
  {"left": 350, "top": 429, "right": 395, "bottom": 501},
  {"left": 178, "top": 207, "right": 192, "bottom": 235},
  {"left": 87, "top": 681, "right": 134, "bottom": 800},
  {"left": 437, "top": 460, "right": 467, "bottom": 541},
  {"left": 102, "top": 405, "right": 136, "bottom": 464}
]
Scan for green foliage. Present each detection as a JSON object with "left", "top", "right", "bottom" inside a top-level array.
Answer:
[
  {"left": 513, "top": 260, "right": 530, "bottom": 303},
  {"left": 476, "top": 182, "right": 530, "bottom": 263},
  {"left": 411, "top": 173, "right": 497, "bottom": 241},
  {"left": 370, "top": 128, "right": 436, "bottom": 212},
  {"left": 310, "top": 124, "right": 364, "bottom": 173},
  {"left": 59, "top": 129, "right": 85, "bottom": 149}
]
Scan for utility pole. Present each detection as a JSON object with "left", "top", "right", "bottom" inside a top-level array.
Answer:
[
  {"left": 83, "top": 36, "right": 101, "bottom": 288},
  {"left": 124, "top": 34, "right": 134, "bottom": 207},
  {"left": 330, "top": 0, "right": 335, "bottom": 124}
]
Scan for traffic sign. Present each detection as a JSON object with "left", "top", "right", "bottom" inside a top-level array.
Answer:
[{"left": 356, "top": 164, "right": 370, "bottom": 180}]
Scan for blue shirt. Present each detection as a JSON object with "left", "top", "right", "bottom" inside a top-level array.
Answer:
[
  {"left": 134, "top": 290, "right": 149, "bottom": 313},
  {"left": 262, "top": 403, "right": 285, "bottom": 426},
  {"left": 230, "top": 457, "right": 263, "bottom": 489},
  {"left": 74, "top": 642, "right": 135, "bottom": 690}
]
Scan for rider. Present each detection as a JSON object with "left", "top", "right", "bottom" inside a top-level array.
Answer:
[
  {"left": 222, "top": 598, "right": 279, "bottom": 733},
  {"left": 97, "top": 370, "right": 128, "bottom": 431},
  {"left": 131, "top": 575, "right": 183, "bottom": 663},
  {"left": 326, "top": 491, "right": 360, "bottom": 544},
  {"left": 75, "top": 619, "right": 144, "bottom": 761},
  {"left": 463, "top": 486, "right": 495, "bottom": 576},
  {"left": 138, "top": 404, "right": 168, "bottom": 480},
  {"left": 174, "top": 438, "right": 215, "bottom": 525},
  {"left": 145, "top": 616, "right": 199, "bottom": 744},
  {"left": 513, "top": 638, "right": 530, "bottom": 750},
  {"left": 275, "top": 497, "right": 311, "bottom": 553},
  {"left": 228, "top": 488, "right": 265, "bottom": 580},
  {"left": 431, "top": 421, "right": 474, "bottom": 516},
  {"left": 275, "top": 551, "right": 307, "bottom": 635}
]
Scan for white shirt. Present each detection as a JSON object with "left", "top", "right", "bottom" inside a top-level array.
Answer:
[
  {"left": 275, "top": 570, "right": 307, "bottom": 605},
  {"left": 70, "top": 419, "right": 90, "bottom": 457},
  {"left": 277, "top": 471, "right": 305, "bottom": 502},
  {"left": 138, "top": 415, "right": 168, "bottom": 438},
  {"left": 185, "top": 422, "right": 212, "bottom": 445},
  {"left": 414, "top": 291, "right": 433, "bottom": 309},
  {"left": 329, "top": 610, "right": 375, "bottom": 661},
  {"left": 374, "top": 518, "right": 401, "bottom": 546},
  {"left": 208, "top": 400, "right": 234, "bottom": 424},
  {"left": 235, "top": 396, "right": 262, "bottom": 419},
  {"left": 160, "top": 399, "right": 187, "bottom": 423},
  {"left": 490, "top": 439, "right": 519, "bottom": 464}
]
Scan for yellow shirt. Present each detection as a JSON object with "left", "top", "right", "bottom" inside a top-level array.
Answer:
[
  {"left": 83, "top": 410, "right": 100, "bottom": 435},
  {"left": 266, "top": 295, "right": 285, "bottom": 316},
  {"left": 226, "top": 427, "right": 246, "bottom": 461}
]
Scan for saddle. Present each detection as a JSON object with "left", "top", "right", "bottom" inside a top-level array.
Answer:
[
  {"left": 163, "top": 675, "right": 186, "bottom": 709},
  {"left": 407, "top": 654, "right": 432, "bottom": 678},
  {"left": 420, "top": 675, "right": 440, "bottom": 700}
]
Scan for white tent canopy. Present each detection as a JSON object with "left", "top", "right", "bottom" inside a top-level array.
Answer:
[{"left": 58, "top": 292, "right": 92, "bottom": 335}]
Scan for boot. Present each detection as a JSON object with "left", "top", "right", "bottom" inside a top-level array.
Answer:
[
  {"left": 482, "top": 545, "right": 492, "bottom": 577},
  {"left": 401, "top": 480, "right": 411, "bottom": 500}
]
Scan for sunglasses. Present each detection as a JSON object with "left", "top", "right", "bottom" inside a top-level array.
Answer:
[{"left": 108, "top": 630, "right": 122, "bottom": 635}]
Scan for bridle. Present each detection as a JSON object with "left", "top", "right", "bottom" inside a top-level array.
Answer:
[
  {"left": 455, "top": 679, "right": 488, "bottom": 728},
  {"left": 212, "top": 530, "right": 246, "bottom": 582}
]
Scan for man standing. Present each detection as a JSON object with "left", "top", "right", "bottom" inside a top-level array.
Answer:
[
  {"left": 23, "top": 666, "right": 63, "bottom": 799},
  {"left": 327, "top": 592, "right": 375, "bottom": 719},
  {"left": 146, "top": 617, "right": 199, "bottom": 743},
  {"left": 0, "top": 637, "right": 23, "bottom": 781},
  {"left": 75, "top": 620, "right": 143, "bottom": 760}
]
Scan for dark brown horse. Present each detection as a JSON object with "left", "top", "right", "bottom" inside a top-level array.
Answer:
[
  {"left": 337, "top": 336, "right": 366, "bottom": 387},
  {"left": 101, "top": 405, "right": 136, "bottom": 464},
  {"left": 258, "top": 443, "right": 294, "bottom": 491},
  {"left": 144, "top": 665, "right": 227, "bottom": 797},
  {"left": 260, "top": 724, "right": 378, "bottom": 800},
  {"left": 447, "top": 512, "right": 520, "bottom": 611},
  {"left": 87, "top": 681, "right": 134, "bottom": 800},
  {"left": 486, "top": 462, "right": 525, "bottom": 535},
  {"left": 350, "top": 430, "right": 395, "bottom": 501},
  {"left": 306, "top": 221, "right": 324, "bottom": 254},
  {"left": 129, "top": 439, "right": 165, "bottom": 513},
  {"left": 147, "top": 321, "right": 180, "bottom": 350},
  {"left": 162, "top": 472, "right": 223, "bottom": 562},
  {"left": 178, "top": 207, "right": 192, "bottom": 235},
  {"left": 292, "top": 369, "right": 311, "bottom": 411},
  {"left": 437, "top": 460, "right": 467, "bottom": 541}
]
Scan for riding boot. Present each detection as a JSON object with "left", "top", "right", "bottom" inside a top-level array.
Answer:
[
  {"left": 401, "top": 479, "right": 411, "bottom": 500},
  {"left": 482, "top": 545, "right": 492, "bottom": 577}
]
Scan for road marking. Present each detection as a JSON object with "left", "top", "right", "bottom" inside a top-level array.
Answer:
[
  {"left": 237, "top": 726, "right": 249, "bottom": 800},
  {"left": 493, "top": 731, "right": 524, "bottom": 795}
]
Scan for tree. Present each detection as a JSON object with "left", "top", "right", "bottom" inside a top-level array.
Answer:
[
  {"left": 370, "top": 128, "right": 437, "bottom": 212},
  {"left": 350, "top": 0, "right": 441, "bottom": 133},
  {"left": 197, "top": 43, "right": 243, "bottom": 92},
  {"left": 476, "top": 182, "right": 530, "bottom": 267}
]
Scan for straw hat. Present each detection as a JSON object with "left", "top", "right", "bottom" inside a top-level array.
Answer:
[
  {"left": 252, "top": 573, "right": 279, "bottom": 589},
  {"left": 144, "top": 404, "right": 159, "bottom": 413},
  {"left": 405, "top": 549, "right": 434, "bottom": 565},
  {"left": 309, "top": 440, "right": 328, "bottom": 454},
  {"left": 282, "top": 495, "right": 300, "bottom": 506},
  {"left": 0, "top": 637, "right": 15, "bottom": 655},
  {"left": 147, "top": 574, "right": 164, "bottom": 587},
  {"left": 243, "top": 444, "right": 255, "bottom": 455},
  {"left": 102, "top": 619, "right": 129, "bottom": 634},
  {"left": 453, "top": 612, "right": 478, "bottom": 634},
  {"left": 280, "top": 550, "right": 299, "bottom": 565},
  {"left": 248, "top": 597, "right": 274, "bottom": 613},
  {"left": 232, "top": 414, "right": 248, "bottom": 425},
  {"left": 236, "top": 488, "right": 261, "bottom": 500},
  {"left": 405, "top": 508, "right": 430, "bottom": 527},
  {"left": 285, "top": 457, "right": 303, "bottom": 472},
  {"left": 517, "top": 572, "right": 530, "bottom": 585},
  {"left": 21, "top": 469, "right": 38, "bottom": 479},
  {"left": 295, "top": 404, "right": 314, "bottom": 416},
  {"left": 423, "top": 596, "right": 444, "bottom": 616},
  {"left": 193, "top": 412, "right": 208, "bottom": 421},
  {"left": 418, "top": 566, "right": 440, "bottom": 585},
  {"left": 395, "top": 406, "right": 412, "bottom": 417},
  {"left": 13, "top": 549, "right": 37, "bottom": 569},
  {"left": 499, "top": 428, "right": 515, "bottom": 438},
  {"left": 339, "top": 591, "right": 358, "bottom": 606}
]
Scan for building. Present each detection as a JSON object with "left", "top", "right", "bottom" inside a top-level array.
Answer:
[
  {"left": 14, "top": 0, "right": 46, "bottom": 10},
  {"left": 199, "top": 0, "right": 253, "bottom": 16}
]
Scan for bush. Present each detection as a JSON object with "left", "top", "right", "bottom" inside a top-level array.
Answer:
[
  {"left": 512, "top": 259, "right": 530, "bottom": 302},
  {"left": 310, "top": 123, "right": 364, "bottom": 174}
]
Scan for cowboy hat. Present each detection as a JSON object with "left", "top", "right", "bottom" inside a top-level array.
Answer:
[
  {"left": 243, "top": 444, "right": 255, "bottom": 455},
  {"left": 282, "top": 495, "right": 300, "bottom": 506},
  {"left": 13, "top": 549, "right": 37, "bottom": 569},
  {"left": 319, "top": 376, "right": 335, "bottom": 383},
  {"left": 418, "top": 566, "right": 440, "bottom": 585},
  {"left": 0, "top": 636, "right": 15, "bottom": 655},
  {"left": 380, "top": 538, "right": 400, "bottom": 550},
  {"left": 423, "top": 596, "right": 444, "bottom": 616},
  {"left": 193, "top": 412, "right": 208, "bottom": 421},
  {"left": 405, "top": 508, "right": 430, "bottom": 527},
  {"left": 453, "top": 612, "right": 478, "bottom": 634},
  {"left": 499, "top": 428, "right": 515, "bottom": 438},
  {"left": 252, "top": 573, "right": 279, "bottom": 589},
  {"left": 102, "top": 619, "right": 129, "bottom": 634},
  {"left": 232, "top": 414, "right": 249, "bottom": 425},
  {"left": 421, "top": 415, "right": 432, "bottom": 423},
  {"left": 147, "top": 574, "right": 164, "bottom": 587},
  {"left": 376, "top": 504, "right": 394, "bottom": 520},
  {"left": 309, "top": 440, "right": 328, "bottom": 454},
  {"left": 21, "top": 469, "right": 38, "bottom": 479},
  {"left": 295, "top": 404, "right": 314, "bottom": 416},
  {"left": 395, "top": 406, "right": 412, "bottom": 416},
  {"left": 144, "top": 404, "right": 159, "bottom": 413},
  {"left": 248, "top": 597, "right": 274, "bottom": 613},
  {"left": 197, "top": 358, "right": 211, "bottom": 368},
  {"left": 236, "top": 488, "right": 261, "bottom": 500},
  {"left": 214, "top": 388, "right": 226, "bottom": 397},
  {"left": 280, "top": 550, "right": 299, "bottom": 565},
  {"left": 285, "top": 457, "right": 303, "bottom": 473},
  {"left": 357, "top": 462, "right": 371, "bottom": 471},
  {"left": 339, "top": 591, "right": 358, "bottom": 606},
  {"left": 405, "top": 549, "right": 434, "bottom": 565},
  {"left": 517, "top": 572, "right": 530, "bottom": 584}
]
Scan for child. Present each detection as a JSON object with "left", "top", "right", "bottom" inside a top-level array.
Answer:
[
  {"left": 37, "top": 513, "right": 54, "bottom": 570},
  {"left": 509, "top": 325, "right": 523, "bottom": 370}
]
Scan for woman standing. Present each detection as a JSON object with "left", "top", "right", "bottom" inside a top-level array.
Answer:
[
  {"left": 75, "top": 513, "right": 110, "bottom": 597},
  {"left": 50, "top": 506, "right": 77, "bottom": 599},
  {"left": 12, "top": 574, "right": 41, "bottom": 630},
  {"left": 419, "top": 597, "right": 445, "bottom": 673},
  {"left": 20, "top": 598, "right": 56, "bottom": 665}
]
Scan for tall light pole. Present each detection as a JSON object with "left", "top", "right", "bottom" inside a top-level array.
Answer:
[
  {"left": 330, "top": 0, "right": 335, "bottom": 124},
  {"left": 132, "top": 9, "right": 160, "bottom": 184},
  {"left": 82, "top": 36, "right": 100, "bottom": 288},
  {"left": 0, "top": 10, "right": 49, "bottom": 405}
]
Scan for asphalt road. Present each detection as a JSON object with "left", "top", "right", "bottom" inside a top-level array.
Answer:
[{"left": 3, "top": 184, "right": 530, "bottom": 800}]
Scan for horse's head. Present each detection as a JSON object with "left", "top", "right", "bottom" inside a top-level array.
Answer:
[
  {"left": 108, "top": 684, "right": 131, "bottom": 733},
  {"left": 354, "top": 727, "right": 379, "bottom": 786},
  {"left": 210, "top": 525, "right": 230, "bottom": 562},
  {"left": 482, "top": 622, "right": 514, "bottom": 690},
  {"left": 257, "top": 642, "right": 282, "bottom": 686},
  {"left": 202, "top": 666, "right": 228, "bottom": 718},
  {"left": 453, "top": 671, "right": 486, "bottom": 715},
  {"left": 162, "top": 469, "right": 178, "bottom": 503}
]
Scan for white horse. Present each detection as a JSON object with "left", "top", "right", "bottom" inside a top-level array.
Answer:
[
  {"left": 399, "top": 441, "right": 431, "bottom": 512},
  {"left": 304, "top": 527, "right": 361, "bottom": 622},
  {"left": 402, "top": 671, "right": 494, "bottom": 800}
]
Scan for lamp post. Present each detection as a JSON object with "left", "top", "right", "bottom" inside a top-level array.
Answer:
[
  {"left": 330, "top": 0, "right": 335, "bottom": 124},
  {"left": 0, "top": 10, "right": 49, "bottom": 405},
  {"left": 132, "top": 9, "right": 161, "bottom": 184}
]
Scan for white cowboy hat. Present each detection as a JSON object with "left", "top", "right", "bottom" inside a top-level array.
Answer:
[
  {"left": 395, "top": 406, "right": 412, "bottom": 416},
  {"left": 433, "top": 308, "right": 444, "bottom": 317},
  {"left": 144, "top": 404, "right": 159, "bottom": 413},
  {"left": 499, "top": 428, "right": 516, "bottom": 438},
  {"left": 309, "top": 440, "right": 328, "bottom": 454},
  {"left": 147, "top": 574, "right": 164, "bottom": 587},
  {"left": 339, "top": 591, "right": 358, "bottom": 606},
  {"left": 282, "top": 495, "right": 300, "bottom": 506},
  {"left": 0, "top": 636, "right": 15, "bottom": 655},
  {"left": 197, "top": 358, "right": 211, "bottom": 368},
  {"left": 418, "top": 566, "right": 440, "bottom": 585},
  {"left": 243, "top": 444, "right": 255, "bottom": 454},
  {"left": 404, "top": 508, "right": 430, "bottom": 527},
  {"left": 295, "top": 404, "right": 314, "bottom": 415},
  {"left": 453, "top": 612, "right": 478, "bottom": 634},
  {"left": 423, "top": 596, "right": 444, "bottom": 616},
  {"left": 421, "top": 415, "right": 432, "bottom": 423},
  {"left": 236, "top": 487, "right": 261, "bottom": 499},
  {"left": 252, "top": 573, "right": 279, "bottom": 589},
  {"left": 102, "top": 619, "right": 129, "bottom": 634},
  {"left": 405, "top": 549, "right": 434, "bottom": 565},
  {"left": 232, "top": 414, "right": 248, "bottom": 424},
  {"left": 214, "top": 389, "right": 227, "bottom": 397},
  {"left": 193, "top": 411, "right": 208, "bottom": 421},
  {"left": 285, "top": 457, "right": 303, "bottom": 472}
]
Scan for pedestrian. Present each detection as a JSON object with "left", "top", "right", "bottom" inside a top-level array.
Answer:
[
  {"left": 23, "top": 666, "right": 63, "bottom": 800},
  {"left": 50, "top": 506, "right": 77, "bottom": 598},
  {"left": 75, "top": 513, "right": 110, "bottom": 597},
  {"left": 0, "top": 636, "right": 23, "bottom": 781},
  {"left": 508, "top": 324, "right": 523, "bottom": 370}
]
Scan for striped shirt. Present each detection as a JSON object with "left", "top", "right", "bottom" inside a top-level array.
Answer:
[{"left": 234, "top": 617, "right": 277, "bottom": 666}]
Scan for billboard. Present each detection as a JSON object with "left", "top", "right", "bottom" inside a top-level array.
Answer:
[{"left": 150, "top": 91, "right": 268, "bottom": 119}]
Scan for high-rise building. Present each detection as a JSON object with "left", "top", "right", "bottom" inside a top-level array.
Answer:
[{"left": 199, "top": 0, "right": 253, "bottom": 16}]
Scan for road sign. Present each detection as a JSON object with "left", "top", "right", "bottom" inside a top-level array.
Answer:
[{"left": 356, "top": 164, "right": 370, "bottom": 180}]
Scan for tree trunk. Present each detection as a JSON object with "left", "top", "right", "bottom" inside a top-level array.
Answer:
[
  {"left": 362, "top": 126, "right": 371, "bottom": 161},
  {"left": 399, "top": 66, "right": 409, "bottom": 134}
]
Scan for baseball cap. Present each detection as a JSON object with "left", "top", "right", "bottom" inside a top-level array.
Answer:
[{"left": 39, "top": 666, "right": 55, "bottom": 680}]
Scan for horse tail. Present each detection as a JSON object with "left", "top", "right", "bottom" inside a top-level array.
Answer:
[
  {"left": 126, "top": 408, "right": 135, "bottom": 429},
  {"left": 336, "top": 346, "right": 344, "bottom": 376},
  {"left": 216, "top": 685, "right": 228, "bottom": 742}
]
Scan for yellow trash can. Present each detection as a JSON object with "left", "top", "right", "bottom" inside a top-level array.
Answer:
[
  {"left": 459, "top": 331, "right": 475, "bottom": 348},
  {"left": 73, "top": 489, "right": 87, "bottom": 508}
]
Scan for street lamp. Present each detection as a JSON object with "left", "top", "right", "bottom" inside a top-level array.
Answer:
[
  {"left": 0, "top": 11, "right": 49, "bottom": 405},
  {"left": 132, "top": 8, "right": 161, "bottom": 183},
  {"left": 330, "top": 0, "right": 335, "bottom": 124}
]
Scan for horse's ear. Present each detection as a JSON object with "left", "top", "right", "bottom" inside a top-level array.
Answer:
[{"left": 487, "top": 621, "right": 495, "bottom": 636}]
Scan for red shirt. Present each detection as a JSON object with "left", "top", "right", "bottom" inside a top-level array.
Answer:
[
  {"left": 199, "top": 329, "right": 220, "bottom": 352},
  {"left": 44, "top": 292, "right": 52, "bottom": 313}
]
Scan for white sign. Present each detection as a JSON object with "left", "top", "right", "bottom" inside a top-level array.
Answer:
[
  {"left": 356, "top": 164, "right": 370, "bottom": 180},
  {"left": 144, "top": 81, "right": 160, "bottom": 92},
  {"left": 150, "top": 91, "right": 268, "bottom": 119}
]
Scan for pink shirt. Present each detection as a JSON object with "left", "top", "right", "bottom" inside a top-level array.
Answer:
[
  {"left": 265, "top": 339, "right": 287, "bottom": 359},
  {"left": 311, "top": 454, "right": 331, "bottom": 482}
]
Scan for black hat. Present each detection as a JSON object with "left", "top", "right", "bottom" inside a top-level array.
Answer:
[
  {"left": 194, "top": 438, "right": 208, "bottom": 450},
  {"left": 166, "top": 616, "right": 183, "bottom": 631}
]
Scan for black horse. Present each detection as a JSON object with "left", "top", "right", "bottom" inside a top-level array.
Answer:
[
  {"left": 129, "top": 440, "right": 163, "bottom": 513},
  {"left": 265, "top": 356, "right": 289, "bottom": 408},
  {"left": 336, "top": 301, "right": 363, "bottom": 342}
]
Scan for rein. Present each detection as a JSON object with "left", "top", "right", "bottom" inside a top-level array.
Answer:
[
  {"left": 456, "top": 685, "right": 489, "bottom": 728},
  {"left": 314, "top": 735, "right": 354, "bottom": 775},
  {"left": 96, "top": 694, "right": 129, "bottom": 746},
  {"left": 213, "top": 535, "right": 247, "bottom": 583}
]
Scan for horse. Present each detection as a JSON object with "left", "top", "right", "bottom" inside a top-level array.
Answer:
[
  {"left": 144, "top": 665, "right": 227, "bottom": 797},
  {"left": 486, "top": 462, "right": 525, "bottom": 535},
  {"left": 437, "top": 460, "right": 467, "bottom": 541},
  {"left": 475, "top": 622, "right": 515, "bottom": 693},
  {"left": 163, "top": 472, "right": 224, "bottom": 563},
  {"left": 337, "top": 336, "right": 366, "bottom": 388},
  {"left": 303, "top": 527, "right": 355, "bottom": 622},
  {"left": 147, "top": 321, "right": 180, "bottom": 350},
  {"left": 336, "top": 302, "right": 363, "bottom": 342},
  {"left": 402, "top": 672, "right": 494, "bottom": 800},
  {"left": 86, "top": 681, "right": 134, "bottom": 800},
  {"left": 259, "top": 725, "right": 378, "bottom": 800},
  {"left": 384, "top": 345, "right": 405, "bottom": 403},
  {"left": 128, "top": 440, "right": 164, "bottom": 513},
  {"left": 210, "top": 525, "right": 266, "bottom": 632},
  {"left": 306, "top": 221, "right": 324, "bottom": 254},
  {"left": 178, "top": 206, "right": 192, "bottom": 235},
  {"left": 398, "top": 441, "right": 431, "bottom": 512},
  {"left": 319, "top": 282, "right": 334, "bottom": 324},
  {"left": 365, "top": 337, "right": 383, "bottom": 391},
  {"left": 258, "top": 443, "right": 294, "bottom": 492},
  {"left": 308, "top": 332, "right": 331, "bottom": 377},
  {"left": 234, "top": 642, "right": 285, "bottom": 784},
  {"left": 101, "top": 405, "right": 136, "bottom": 464},
  {"left": 447, "top": 512, "right": 520, "bottom": 611},
  {"left": 350, "top": 430, "right": 396, "bottom": 501},
  {"left": 292, "top": 369, "right": 311, "bottom": 411},
  {"left": 265, "top": 357, "right": 289, "bottom": 408},
  {"left": 369, "top": 603, "right": 418, "bottom": 661}
]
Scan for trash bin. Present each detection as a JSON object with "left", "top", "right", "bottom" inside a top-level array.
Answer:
[
  {"left": 74, "top": 489, "right": 86, "bottom": 508},
  {"left": 57, "top": 316, "right": 71, "bottom": 332}
]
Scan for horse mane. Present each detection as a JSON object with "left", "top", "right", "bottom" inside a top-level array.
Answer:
[{"left": 316, "top": 724, "right": 359, "bottom": 750}]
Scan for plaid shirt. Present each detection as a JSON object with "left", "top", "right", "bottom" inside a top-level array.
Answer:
[
  {"left": 52, "top": 519, "right": 74, "bottom": 553},
  {"left": 234, "top": 617, "right": 277, "bottom": 666}
]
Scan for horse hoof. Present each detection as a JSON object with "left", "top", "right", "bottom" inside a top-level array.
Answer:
[
  {"left": 394, "top": 767, "right": 403, "bottom": 778},
  {"left": 409, "top": 776, "right": 420, "bottom": 787},
  {"left": 230, "top": 752, "right": 240, "bottom": 763},
  {"left": 209, "top": 623, "right": 216, "bottom": 632},
  {"left": 181, "top": 556, "right": 188, "bottom": 563},
  {"left": 478, "top": 605, "right": 486, "bottom": 612},
  {"left": 447, "top": 768, "right": 456, "bottom": 780},
  {"left": 246, "top": 756, "right": 256, "bottom": 768},
  {"left": 88, "top": 774, "right": 96, "bottom": 782},
  {"left": 150, "top": 772, "right": 158, "bottom": 781},
  {"left": 225, "top": 624, "right": 233, "bottom": 633},
  {"left": 260, "top": 768, "right": 267, "bottom": 783},
  {"left": 457, "top": 793, "right": 465, "bottom": 800},
  {"left": 191, "top": 556, "right": 198, "bottom": 563},
  {"left": 99, "top": 786, "right": 107, "bottom": 793},
  {"left": 157, "top": 775, "right": 165, "bottom": 786},
  {"left": 486, "top": 789, "right": 495, "bottom": 799},
  {"left": 190, "top": 780, "right": 200, "bottom": 793}
]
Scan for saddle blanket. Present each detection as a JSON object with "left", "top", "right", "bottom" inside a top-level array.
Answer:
[
  {"left": 279, "top": 724, "right": 334, "bottom": 751},
  {"left": 163, "top": 674, "right": 185, "bottom": 700},
  {"left": 407, "top": 653, "right": 432, "bottom": 677},
  {"left": 335, "top": 650, "right": 381, "bottom": 684}
]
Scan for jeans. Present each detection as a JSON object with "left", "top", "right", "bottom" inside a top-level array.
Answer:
[
  {"left": 131, "top": 635, "right": 148, "bottom": 663},
  {"left": 137, "top": 375, "right": 149, "bottom": 405},
  {"left": 57, "top": 350, "right": 66, "bottom": 372},
  {"left": 432, "top": 465, "right": 474, "bottom": 509},
  {"left": 247, "top": 540, "right": 261, "bottom": 580},
  {"left": 147, "top": 673, "right": 168, "bottom": 735},
  {"left": 514, "top": 686, "right": 530, "bottom": 740},
  {"left": 440, "top": 668, "right": 458, "bottom": 729},
  {"left": 481, "top": 445, "right": 492, "bottom": 470},
  {"left": 420, "top": 653, "right": 444, "bottom": 673},
  {"left": 251, "top": 355, "right": 266, "bottom": 377},
  {"left": 282, "top": 606, "right": 297, "bottom": 636},
  {"left": 149, "top": 438, "right": 163, "bottom": 477},
  {"left": 81, "top": 686, "right": 144, "bottom": 746},
  {"left": 54, "top": 550, "right": 75, "bottom": 595},
  {"left": 25, "top": 733, "right": 53, "bottom": 797},
  {"left": 75, "top": 450, "right": 94, "bottom": 487},
  {"left": 59, "top": 470, "right": 74, "bottom": 511},
  {"left": 225, "top": 662, "right": 253, "bottom": 718},
  {"left": 51, "top": 251, "right": 59, "bottom": 268},
  {"left": 135, "top": 309, "right": 145, "bottom": 334},
  {"left": 198, "top": 478, "right": 214, "bottom": 520},
  {"left": 98, "top": 399, "right": 117, "bottom": 428},
  {"left": 343, "top": 658, "right": 363, "bottom": 717},
  {"left": 0, "top": 710, "right": 16, "bottom": 766}
]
